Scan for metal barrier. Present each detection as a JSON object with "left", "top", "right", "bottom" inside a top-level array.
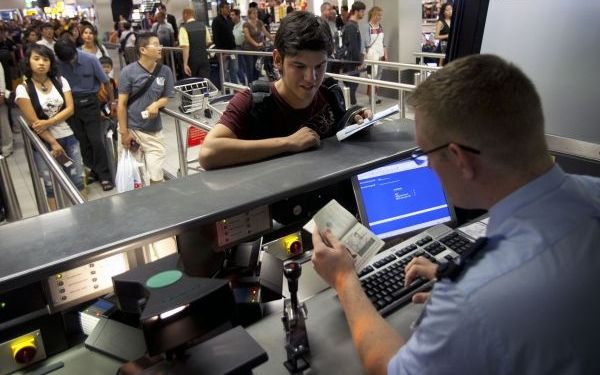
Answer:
[
  {"left": 0, "top": 155, "right": 22, "bottom": 222},
  {"left": 413, "top": 51, "right": 446, "bottom": 65},
  {"left": 325, "top": 73, "right": 416, "bottom": 118},
  {"left": 160, "top": 46, "right": 272, "bottom": 83},
  {"left": 18, "top": 116, "right": 86, "bottom": 213},
  {"left": 155, "top": 47, "right": 432, "bottom": 112},
  {"left": 160, "top": 108, "right": 213, "bottom": 177},
  {"left": 159, "top": 46, "right": 183, "bottom": 80}
]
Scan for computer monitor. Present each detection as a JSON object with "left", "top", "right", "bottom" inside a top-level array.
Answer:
[{"left": 352, "top": 157, "right": 455, "bottom": 241}]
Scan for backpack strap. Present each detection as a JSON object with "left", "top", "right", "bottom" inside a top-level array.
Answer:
[
  {"left": 120, "top": 31, "right": 134, "bottom": 52},
  {"left": 127, "top": 63, "right": 162, "bottom": 108},
  {"left": 250, "top": 80, "right": 272, "bottom": 104},
  {"left": 249, "top": 77, "right": 351, "bottom": 135},
  {"left": 25, "top": 76, "right": 66, "bottom": 121}
]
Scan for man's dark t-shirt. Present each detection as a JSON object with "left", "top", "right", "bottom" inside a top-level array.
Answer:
[{"left": 218, "top": 84, "right": 338, "bottom": 140}]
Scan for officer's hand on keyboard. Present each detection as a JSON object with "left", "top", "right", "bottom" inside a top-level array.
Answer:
[
  {"left": 411, "top": 292, "right": 431, "bottom": 304},
  {"left": 312, "top": 229, "right": 357, "bottom": 289},
  {"left": 404, "top": 256, "right": 438, "bottom": 287}
]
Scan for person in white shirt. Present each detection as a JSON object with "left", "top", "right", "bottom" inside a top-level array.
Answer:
[
  {"left": 15, "top": 44, "right": 85, "bottom": 210},
  {"left": 36, "top": 22, "right": 55, "bottom": 52},
  {"left": 362, "top": 6, "right": 387, "bottom": 104},
  {"left": 79, "top": 24, "right": 109, "bottom": 60},
  {"left": 120, "top": 22, "right": 137, "bottom": 65},
  {"left": 231, "top": 8, "right": 247, "bottom": 85}
]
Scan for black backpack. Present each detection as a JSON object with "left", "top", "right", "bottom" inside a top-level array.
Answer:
[{"left": 119, "top": 31, "right": 135, "bottom": 53}]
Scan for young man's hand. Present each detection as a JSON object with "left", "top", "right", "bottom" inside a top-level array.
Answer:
[
  {"left": 184, "top": 64, "right": 191, "bottom": 76},
  {"left": 286, "top": 127, "right": 320, "bottom": 153},
  {"left": 311, "top": 229, "right": 357, "bottom": 290},
  {"left": 353, "top": 108, "right": 373, "bottom": 125}
]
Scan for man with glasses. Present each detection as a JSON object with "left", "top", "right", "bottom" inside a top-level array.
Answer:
[
  {"left": 118, "top": 32, "right": 174, "bottom": 185},
  {"left": 311, "top": 54, "right": 600, "bottom": 374}
]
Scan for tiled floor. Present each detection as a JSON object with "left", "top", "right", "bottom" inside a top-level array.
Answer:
[{"left": 2, "top": 84, "right": 412, "bottom": 222}]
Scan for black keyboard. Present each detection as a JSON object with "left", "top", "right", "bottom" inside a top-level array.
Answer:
[{"left": 358, "top": 224, "right": 473, "bottom": 316}]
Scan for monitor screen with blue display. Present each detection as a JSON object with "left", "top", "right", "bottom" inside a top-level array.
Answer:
[{"left": 352, "top": 157, "right": 454, "bottom": 241}]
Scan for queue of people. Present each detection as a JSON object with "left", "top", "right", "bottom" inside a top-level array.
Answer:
[
  {"left": 0, "top": 1, "right": 407, "bottom": 214},
  {"left": 0, "top": 16, "right": 117, "bottom": 202}
]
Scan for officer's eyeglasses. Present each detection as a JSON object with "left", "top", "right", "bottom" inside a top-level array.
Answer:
[{"left": 411, "top": 143, "right": 481, "bottom": 166}]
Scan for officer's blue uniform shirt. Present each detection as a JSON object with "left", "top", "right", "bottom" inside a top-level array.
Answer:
[
  {"left": 388, "top": 164, "right": 600, "bottom": 375},
  {"left": 56, "top": 50, "right": 109, "bottom": 94}
]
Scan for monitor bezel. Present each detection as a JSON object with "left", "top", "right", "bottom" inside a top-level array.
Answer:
[{"left": 351, "top": 157, "right": 457, "bottom": 244}]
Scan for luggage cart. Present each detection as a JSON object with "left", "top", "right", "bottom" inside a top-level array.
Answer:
[
  {"left": 174, "top": 77, "right": 234, "bottom": 174},
  {"left": 174, "top": 77, "right": 220, "bottom": 118},
  {"left": 175, "top": 77, "right": 235, "bottom": 121}
]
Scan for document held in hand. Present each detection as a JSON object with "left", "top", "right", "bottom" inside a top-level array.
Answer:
[
  {"left": 336, "top": 104, "right": 400, "bottom": 141},
  {"left": 304, "top": 199, "right": 384, "bottom": 271}
]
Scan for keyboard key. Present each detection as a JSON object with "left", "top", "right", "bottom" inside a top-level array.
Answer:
[
  {"left": 416, "top": 236, "right": 432, "bottom": 246},
  {"left": 373, "top": 254, "right": 397, "bottom": 268},
  {"left": 358, "top": 265, "right": 374, "bottom": 277},
  {"left": 391, "top": 278, "right": 428, "bottom": 300}
]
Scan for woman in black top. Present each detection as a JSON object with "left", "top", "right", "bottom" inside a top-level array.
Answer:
[{"left": 435, "top": 3, "right": 452, "bottom": 54}]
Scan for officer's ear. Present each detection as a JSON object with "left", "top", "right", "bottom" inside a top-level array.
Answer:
[{"left": 273, "top": 48, "right": 283, "bottom": 69}]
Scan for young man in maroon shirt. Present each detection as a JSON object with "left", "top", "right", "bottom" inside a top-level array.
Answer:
[{"left": 199, "top": 11, "right": 372, "bottom": 170}]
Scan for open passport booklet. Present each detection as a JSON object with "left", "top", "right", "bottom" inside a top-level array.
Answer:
[
  {"left": 304, "top": 199, "right": 384, "bottom": 271},
  {"left": 336, "top": 104, "right": 400, "bottom": 141}
]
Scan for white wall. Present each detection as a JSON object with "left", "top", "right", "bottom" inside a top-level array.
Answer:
[
  {"left": 481, "top": 0, "right": 600, "bottom": 144},
  {"left": 397, "top": 0, "right": 420, "bottom": 64},
  {"left": 0, "top": 0, "right": 27, "bottom": 8}
]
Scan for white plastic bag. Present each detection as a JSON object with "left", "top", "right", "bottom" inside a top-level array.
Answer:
[{"left": 116, "top": 149, "right": 142, "bottom": 192}]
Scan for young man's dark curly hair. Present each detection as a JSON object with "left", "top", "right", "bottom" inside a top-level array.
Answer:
[{"left": 274, "top": 11, "right": 334, "bottom": 61}]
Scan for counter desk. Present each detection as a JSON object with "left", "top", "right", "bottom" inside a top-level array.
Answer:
[{"left": 0, "top": 117, "right": 416, "bottom": 294}]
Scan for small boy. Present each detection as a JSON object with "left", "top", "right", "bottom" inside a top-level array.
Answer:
[{"left": 99, "top": 56, "right": 118, "bottom": 117}]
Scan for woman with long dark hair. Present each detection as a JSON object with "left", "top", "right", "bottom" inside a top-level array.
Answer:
[
  {"left": 435, "top": 3, "right": 452, "bottom": 54},
  {"left": 79, "top": 24, "right": 109, "bottom": 59},
  {"left": 15, "top": 44, "right": 85, "bottom": 210}
]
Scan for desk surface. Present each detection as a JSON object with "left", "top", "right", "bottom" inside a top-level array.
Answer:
[
  {"left": 17, "top": 278, "right": 424, "bottom": 375},
  {"left": 0, "top": 119, "right": 416, "bottom": 293},
  {"left": 247, "top": 282, "right": 423, "bottom": 374}
]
